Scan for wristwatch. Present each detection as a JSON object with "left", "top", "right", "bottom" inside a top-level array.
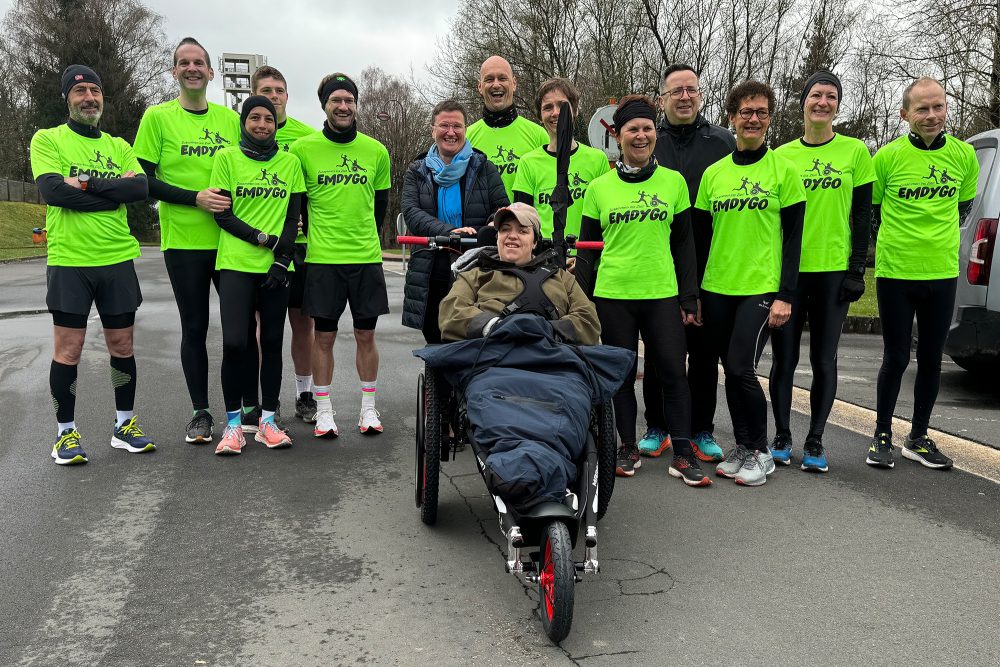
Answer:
[
  {"left": 79, "top": 173, "right": 90, "bottom": 191},
  {"left": 257, "top": 231, "right": 269, "bottom": 246}
]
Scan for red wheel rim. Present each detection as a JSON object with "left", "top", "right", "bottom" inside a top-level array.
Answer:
[{"left": 540, "top": 537, "right": 555, "bottom": 621}]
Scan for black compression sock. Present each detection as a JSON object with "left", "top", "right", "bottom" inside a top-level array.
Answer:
[
  {"left": 672, "top": 437, "right": 694, "bottom": 456},
  {"left": 110, "top": 355, "right": 137, "bottom": 412},
  {"left": 50, "top": 360, "right": 78, "bottom": 423}
]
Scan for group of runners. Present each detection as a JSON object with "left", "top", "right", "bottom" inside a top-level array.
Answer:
[{"left": 35, "top": 42, "right": 976, "bottom": 486}]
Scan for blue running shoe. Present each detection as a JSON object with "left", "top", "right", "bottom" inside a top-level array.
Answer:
[
  {"left": 51, "top": 428, "right": 88, "bottom": 465},
  {"left": 111, "top": 416, "right": 156, "bottom": 453},
  {"left": 637, "top": 427, "right": 671, "bottom": 457},
  {"left": 692, "top": 431, "right": 724, "bottom": 462},
  {"left": 770, "top": 433, "right": 793, "bottom": 466},
  {"left": 801, "top": 437, "right": 829, "bottom": 473}
]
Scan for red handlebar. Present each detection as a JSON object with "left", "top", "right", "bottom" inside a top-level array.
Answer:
[
  {"left": 397, "top": 236, "right": 430, "bottom": 246},
  {"left": 574, "top": 241, "right": 604, "bottom": 250}
]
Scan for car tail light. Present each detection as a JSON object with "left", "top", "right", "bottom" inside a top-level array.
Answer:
[{"left": 968, "top": 218, "right": 998, "bottom": 286}]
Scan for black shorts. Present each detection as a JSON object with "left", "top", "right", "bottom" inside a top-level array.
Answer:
[
  {"left": 288, "top": 243, "right": 308, "bottom": 309},
  {"left": 303, "top": 263, "right": 389, "bottom": 330},
  {"left": 47, "top": 260, "right": 142, "bottom": 328}
]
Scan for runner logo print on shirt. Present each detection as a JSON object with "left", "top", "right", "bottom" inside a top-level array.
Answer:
[
  {"left": 180, "top": 128, "right": 231, "bottom": 158},
  {"left": 69, "top": 150, "right": 123, "bottom": 179},
  {"left": 803, "top": 158, "right": 844, "bottom": 191},
  {"left": 713, "top": 177, "right": 772, "bottom": 212},
  {"left": 538, "top": 171, "right": 589, "bottom": 206},
  {"left": 236, "top": 168, "right": 290, "bottom": 199},
  {"left": 492, "top": 145, "right": 520, "bottom": 175},
  {"left": 316, "top": 154, "right": 369, "bottom": 186},
  {"left": 899, "top": 163, "right": 958, "bottom": 200},
  {"left": 606, "top": 190, "right": 673, "bottom": 224}
]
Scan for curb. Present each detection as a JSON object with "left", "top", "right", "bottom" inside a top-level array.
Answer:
[
  {"left": 382, "top": 253, "right": 403, "bottom": 263},
  {"left": 843, "top": 315, "right": 881, "bottom": 335}
]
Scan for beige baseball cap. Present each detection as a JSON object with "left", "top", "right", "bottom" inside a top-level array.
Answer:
[{"left": 494, "top": 202, "right": 541, "bottom": 237}]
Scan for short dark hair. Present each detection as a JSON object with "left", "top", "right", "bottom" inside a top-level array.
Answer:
[
  {"left": 251, "top": 66, "right": 287, "bottom": 94},
  {"left": 725, "top": 80, "right": 775, "bottom": 115},
  {"left": 534, "top": 78, "right": 580, "bottom": 117},
  {"left": 173, "top": 37, "right": 210, "bottom": 67},
  {"left": 431, "top": 99, "right": 467, "bottom": 124},
  {"left": 661, "top": 64, "right": 698, "bottom": 91},
  {"left": 902, "top": 77, "right": 945, "bottom": 110}
]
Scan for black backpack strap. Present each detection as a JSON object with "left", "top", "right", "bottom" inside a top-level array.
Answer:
[{"left": 498, "top": 265, "right": 560, "bottom": 321}]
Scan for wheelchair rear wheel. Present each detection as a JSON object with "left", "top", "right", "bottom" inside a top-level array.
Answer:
[
  {"left": 538, "top": 520, "right": 575, "bottom": 643},
  {"left": 416, "top": 369, "right": 442, "bottom": 525},
  {"left": 596, "top": 401, "right": 616, "bottom": 521}
]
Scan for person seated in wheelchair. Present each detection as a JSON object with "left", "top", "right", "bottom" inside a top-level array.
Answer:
[
  {"left": 420, "top": 203, "right": 629, "bottom": 514},
  {"left": 438, "top": 202, "right": 600, "bottom": 345}
]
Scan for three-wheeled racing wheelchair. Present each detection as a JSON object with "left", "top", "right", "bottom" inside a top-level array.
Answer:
[{"left": 401, "top": 233, "right": 632, "bottom": 643}]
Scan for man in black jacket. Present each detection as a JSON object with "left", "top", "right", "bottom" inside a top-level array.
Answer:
[{"left": 639, "top": 64, "right": 735, "bottom": 463}]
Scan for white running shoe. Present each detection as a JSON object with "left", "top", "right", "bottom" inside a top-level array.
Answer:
[
  {"left": 313, "top": 409, "right": 339, "bottom": 438},
  {"left": 358, "top": 406, "right": 383, "bottom": 434}
]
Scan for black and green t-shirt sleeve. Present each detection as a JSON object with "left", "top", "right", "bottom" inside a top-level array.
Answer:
[
  {"left": 848, "top": 181, "right": 873, "bottom": 273},
  {"left": 575, "top": 214, "right": 603, "bottom": 297},
  {"left": 138, "top": 158, "right": 199, "bottom": 207},
  {"left": 374, "top": 188, "right": 390, "bottom": 230},
  {"left": 778, "top": 201, "right": 805, "bottom": 301},
  {"left": 213, "top": 189, "right": 260, "bottom": 246},
  {"left": 669, "top": 207, "right": 698, "bottom": 312},
  {"left": 35, "top": 173, "right": 120, "bottom": 212},
  {"left": 87, "top": 174, "right": 149, "bottom": 204}
]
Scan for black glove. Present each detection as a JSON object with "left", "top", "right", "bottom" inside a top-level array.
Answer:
[
  {"left": 550, "top": 319, "right": 577, "bottom": 343},
  {"left": 261, "top": 261, "right": 290, "bottom": 289},
  {"left": 839, "top": 271, "right": 865, "bottom": 303}
]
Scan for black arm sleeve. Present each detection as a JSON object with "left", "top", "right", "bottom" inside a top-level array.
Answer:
[
  {"left": 958, "top": 198, "right": 975, "bottom": 226},
  {"left": 848, "top": 182, "right": 873, "bottom": 274},
  {"left": 36, "top": 173, "right": 120, "bottom": 212},
  {"left": 777, "top": 201, "right": 805, "bottom": 302},
  {"left": 872, "top": 204, "right": 882, "bottom": 240},
  {"left": 513, "top": 190, "right": 534, "bottom": 206},
  {"left": 690, "top": 207, "right": 714, "bottom": 282},
  {"left": 300, "top": 193, "right": 309, "bottom": 237},
  {"left": 574, "top": 214, "right": 603, "bottom": 298},
  {"left": 374, "top": 189, "right": 389, "bottom": 230},
  {"left": 670, "top": 208, "right": 698, "bottom": 312},
  {"left": 87, "top": 175, "right": 149, "bottom": 204},
  {"left": 275, "top": 194, "right": 301, "bottom": 264},
  {"left": 138, "top": 158, "right": 198, "bottom": 207},
  {"left": 214, "top": 189, "right": 261, "bottom": 246}
]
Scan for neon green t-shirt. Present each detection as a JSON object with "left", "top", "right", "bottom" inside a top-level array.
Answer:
[
  {"left": 774, "top": 134, "right": 875, "bottom": 272},
  {"left": 581, "top": 167, "right": 690, "bottom": 299},
  {"left": 133, "top": 99, "right": 240, "bottom": 251},
  {"left": 209, "top": 147, "right": 306, "bottom": 273},
  {"left": 275, "top": 116, "right": 317, "bottom": 243},
  {"left": 873, "top": 134, "right": 979, "bottom": 279},
  {"left": 695, "top": 150, "right": 807, "bottom": 295},
  {"left": 291, "top": 131, "right": 390, "bottom": 264},
  {"left": 513, "top": 143, "right": 611, "bottom": 239},
  {"left": 467, "top": 115, "right": 549, "bottom": 200},
  {"left": 30, "top": 124, "right": 142, "bottom": 267}
]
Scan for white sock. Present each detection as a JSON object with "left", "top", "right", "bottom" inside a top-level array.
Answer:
[
  {"left": 361, "top": 380, "right": 377, "bottom": 409},
  {"left": 295, "top": 374, "right": 313, "bottom": 396},
  {"left": 57, "top": 421, "right": 76, "bottom": 437},
  {"left": 315, "top": 384, "right": 331, "bottom": 412},
  {"left": 115, "top": 410, "right": 134, "bottom": 427}
]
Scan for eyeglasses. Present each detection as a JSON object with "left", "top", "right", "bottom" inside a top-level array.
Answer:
[
  {"left": 327, "top": 97, "right": 356, "bottom": 107},
  {"left": 737, "top": 108, "right": 770, "bottom": 120},
  {"left": 662, "top": 87, "right": 700, "bottom": 99},
  {"left": 434, "top": 123, "right": 465, "bottom": 132}
]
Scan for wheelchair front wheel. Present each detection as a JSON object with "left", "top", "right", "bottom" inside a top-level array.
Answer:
[{"left": 538, "top": 520, "right": 575, "bottom": 643}]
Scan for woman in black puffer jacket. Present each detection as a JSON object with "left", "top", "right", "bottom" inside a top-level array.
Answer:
[{"left": 402, "top": 99, "right": 509, "bottom": 342}]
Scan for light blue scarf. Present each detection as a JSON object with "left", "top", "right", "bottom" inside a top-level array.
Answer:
[{"left": 425, "top": 141, "right": 472, "bottom": 228}]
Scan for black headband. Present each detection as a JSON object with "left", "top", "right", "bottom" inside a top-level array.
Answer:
[
  {"left": 62, "top": 65, "right": 102, "bottom": 99},
  {"left": 612, "top": 99, "right": 656, "bottom": 132},
  {"left": 319, "top": 74, "right": 358, "bottom": 108},
  {"left": 800, "top": 70, "right": 842, "bottom": 110}
]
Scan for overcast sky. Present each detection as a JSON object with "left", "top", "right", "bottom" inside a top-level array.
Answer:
[{"left": 0, "top": 0, "right": 460, "bottom": 126}]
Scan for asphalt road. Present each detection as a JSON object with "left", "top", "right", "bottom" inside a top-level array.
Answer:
[{"left": 1, "top": 251, "right": 998, "bottom": 666}]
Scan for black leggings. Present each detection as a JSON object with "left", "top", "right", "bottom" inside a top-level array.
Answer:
[
  {"left": 769, "top": 271, "right": 850, "bottom": 440},
  {"left": 594, "top": 297, "right": 691, "bottom": 448},
  {"left": 643, "top": 313, "right": 719, "bottom": 434},
  {"left": 219, "top": 270, "right": 289, "bottom": 413},
  {"left": 876, "top": 277, "right": 956, "bottom": 437},
  {"left": 701, "top": 290, "right": 773, "bottom": 452},
  {"left": 163, "top": 249, "right": 220, "bottom": 410}
]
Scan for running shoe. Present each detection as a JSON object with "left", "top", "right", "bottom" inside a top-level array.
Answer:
[
  {"left": 241, "top": 405, "right": 262, "bottom": 434},
  {"left": 185, "top": 410, "right": 213, "bottom": 444},
  {"left": 901, "top": 435, "right": 953, "bottom": 470},
  {"left": 295, "top": 392, "right": 318, "bottom": 423},
  {"left": 273, "top": 401, "right": 286, "bottom": 431},
  {"left": 616, "top": 443, "right": 641, "bottom": 477},
  {"left": 668, "top": 453, "right": 712, "bottom": 487},
  {"left": 255, "top": 419, "right": 292, "bottom": 449},
  {"left": 734, "top": 450, "right": 769, "bottom": 486},
  {"left": 111, "top": 416, "right": 155, "bottom": 453},
  {"left": 637, "top": 427, "right": 671, "bottom": 457},
  {"left": 314, "top": 409, "right": 339, "bottom": 438},
  {"left": 716, "top": 445, "right": 750, "bottom": 478},
  {"left": 51, "top": 428, "right": 88, "bottom": 465},
  {"left": 215, "top": 425, "right": 245, "bottom": 455},
  {"left": 770, "top": 433, "right": 793, "bottom": 466},
  {"left": 801, "top": 437, "right": 829, "bottom": 473},
  {"left": 692, "top": 430, "right": 724, "bottom": 462},
  {"left": 359, "top": 406, "right": 384, "bottom": 435},
  {"left": 866, "top": 432, "right": 894, "bottom": 469}
]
